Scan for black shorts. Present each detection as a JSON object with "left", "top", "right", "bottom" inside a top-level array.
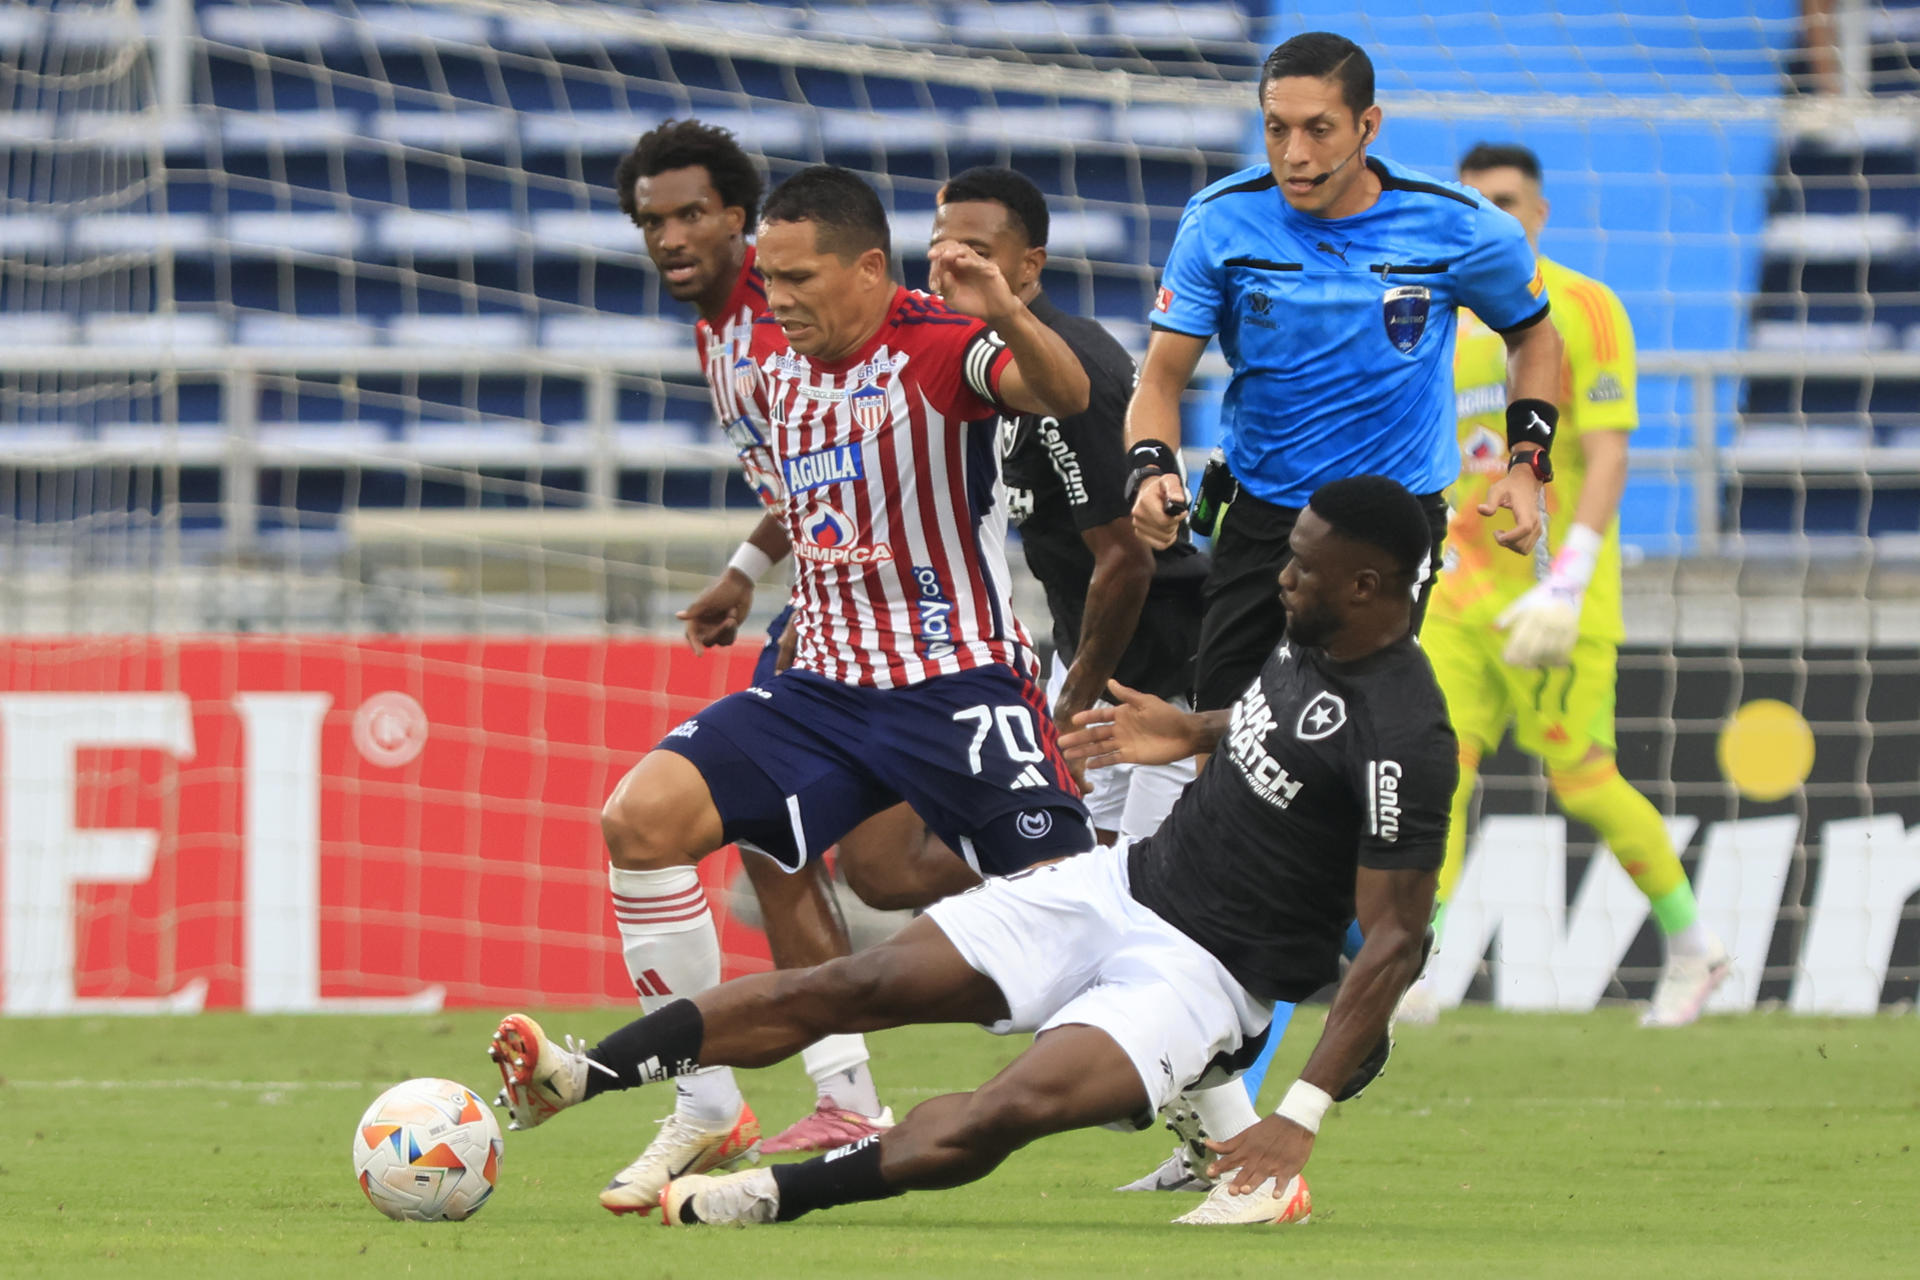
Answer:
[{"left": 1192, "top": 487, "right": 1450, "bottom": 712}]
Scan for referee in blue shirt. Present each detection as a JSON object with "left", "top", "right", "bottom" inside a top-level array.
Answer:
[{"left": 1123, "top": 32, "right": 1565, "bottom": 714}]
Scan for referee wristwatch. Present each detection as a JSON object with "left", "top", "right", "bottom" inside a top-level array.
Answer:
[{"left": 1508, "top": 448, "right": 1552, "bottom": 483}]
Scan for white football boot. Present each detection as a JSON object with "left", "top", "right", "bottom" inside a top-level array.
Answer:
[
  {"left": 487, "top": 1013, "right": 606, "bottom": 1130},
  {"left": 598, "top": 1102, "right": 762, "bottom": 1215},
  {"left": 659, "top": 1167, "right": 782, "bottom": 1227},
  {"left": 1173, "top": 1173, "right": 1313, "bottom": 1226},
  {"left": 1641, "top": 939, "right": 1732, "bottom": 1027}
]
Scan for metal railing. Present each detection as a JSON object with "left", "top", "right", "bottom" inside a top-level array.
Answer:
[{"left": 6, "top": 345, "right": 1918, "bottom": 558}]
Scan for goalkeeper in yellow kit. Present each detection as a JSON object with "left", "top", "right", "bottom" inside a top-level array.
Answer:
[{"left": 1404, "top": 144, "right": 1729, "bottom": 1027}]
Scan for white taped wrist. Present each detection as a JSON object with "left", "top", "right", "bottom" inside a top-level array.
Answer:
[
  {"left": 1546, "top": 523, "right": 1603, "bottom": 593},
  {"left": 1275, "top": 1079, "right": 1333, "bottom": 1134},
  {"left": 727, "top": 541, "right": 774, "bottom": 582}
]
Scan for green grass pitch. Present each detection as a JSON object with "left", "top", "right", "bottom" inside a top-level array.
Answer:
[{"left": 3, "top": 1007, "right": 1914, "bottom": 1278}]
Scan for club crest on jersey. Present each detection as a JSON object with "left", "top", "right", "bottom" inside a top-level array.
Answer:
[
  {"left": 849, "top": 381, "right": 889, "bottom": 431},
  {"left": 1296, "top": 691, "right": 1348, "bottom": 740},
  {"left": 731, "top": 354, "right": 758, "bottom": 403},
  {"left": 1383, "top": 285, "right": 1431, "bottom": 354}
]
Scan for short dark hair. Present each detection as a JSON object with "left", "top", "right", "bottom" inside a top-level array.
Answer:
[
  {"left": 1307, "top": 475, "right": 1432, "bottom": 589},
  {"left": 1259, "top": 31, "right": 1374, "bottom": 123},
  {"left": 614, "top": 118, "right": 763, "bottom": 229},
  {"left": 937, "top": 166, "right": 1049, "bottom": 249},
  {"left": 760, "top": 165, "right": 892, "bottom": 263},
  {"left": 1459, "top": 142, "right": 1543, "bottom": 183}
]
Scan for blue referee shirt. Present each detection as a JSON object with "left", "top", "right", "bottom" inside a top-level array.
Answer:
[{"left": 1152, "top": 155, "right": 1549, "bottom": 507}]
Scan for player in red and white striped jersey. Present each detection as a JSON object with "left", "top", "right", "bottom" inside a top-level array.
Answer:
[
  {"left": 574, "top": 166, "right": 1098, "bottom": 1213},
  {"left": 616, "top": 121, "right": 786, "bottom": 651},
  {"left": 747, "top": 276, "right": 1036, "bottom": 689},
  {"left": 613, "top": 123, "right": 940, "bottom": 1191},
  {"left": 695, "top": 244, "right": 782, "bottom": 511}
]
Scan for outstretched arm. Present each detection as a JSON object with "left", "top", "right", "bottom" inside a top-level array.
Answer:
[
  {"left": 1201, "top": 863, "right": 1436, "bottom": 1194},
  {"left": 1058, "top": 678, "right": 1230, "bottom": 769}
]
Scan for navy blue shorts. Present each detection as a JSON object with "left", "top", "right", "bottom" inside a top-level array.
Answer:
[
  {"left": 657, "top": 665, "right": 1093, "bottom": 875},
  {"left": 750, "top": 604, "right": 795, "bottom": 686}
]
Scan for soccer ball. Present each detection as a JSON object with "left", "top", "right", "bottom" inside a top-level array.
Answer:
[{"left": 351, "top": 1077, "right": 503, "bottom": 1221}]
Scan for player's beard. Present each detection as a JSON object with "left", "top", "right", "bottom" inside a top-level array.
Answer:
[{"left": 1282, "top": 599, "right": 1340, "bottom": 649}]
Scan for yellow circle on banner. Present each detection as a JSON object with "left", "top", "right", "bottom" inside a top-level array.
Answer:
[{"left": 1716, "top": 699, "right": 1815, "bottom": 802}]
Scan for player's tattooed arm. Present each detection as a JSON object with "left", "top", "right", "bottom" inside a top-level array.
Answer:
[{"left": 1056, "top": 679, "right": 1230, "bottom": 768}]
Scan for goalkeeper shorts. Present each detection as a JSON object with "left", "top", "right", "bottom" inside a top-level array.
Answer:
[{"left": 1422, "top": 618, "right": 1618, "bottom": 770}]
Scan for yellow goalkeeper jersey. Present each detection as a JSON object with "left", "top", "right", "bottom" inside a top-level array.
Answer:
[{"left": 1427, "top": 255, "right": 1635, "bottom": 645}]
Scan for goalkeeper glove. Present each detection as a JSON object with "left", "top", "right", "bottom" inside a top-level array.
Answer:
[{"left": 1497, "top": 524, "right": 1602, "bottom": 668}]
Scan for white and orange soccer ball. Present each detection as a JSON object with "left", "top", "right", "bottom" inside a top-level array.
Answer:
[{"left": 351, "top": 1077, "right": 503, "bottom": 1221}]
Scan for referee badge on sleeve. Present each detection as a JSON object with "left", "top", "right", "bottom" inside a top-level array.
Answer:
[{"left": 1383, "top": 285, "right": 1431, "bottom": 354}]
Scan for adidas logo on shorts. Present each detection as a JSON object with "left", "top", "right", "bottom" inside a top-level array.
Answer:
[{"left": 1010, "top": 765, "right": 1051, "bottom": 791}]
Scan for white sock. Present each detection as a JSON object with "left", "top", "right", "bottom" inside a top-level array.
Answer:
[
  {"left": 801, "top": 1036, "right": 881, "bottom": 1117},
  {"left": 1667, "top": 918, "right": 1713, "bottom": 959},
  {"left": 609, "top": 863, "right": 742, "bottom": 1128},
  {"left": 1188, "top": 1079, "right": 1261, "bottom": 1143}
]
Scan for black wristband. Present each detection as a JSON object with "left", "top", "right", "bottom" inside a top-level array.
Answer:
[
  {"left": 1123, "top": 438, "right": 1181, "bottom": 509},
  {"left": 1506, "top": 398, "right": 1558, "bottom": 455}
]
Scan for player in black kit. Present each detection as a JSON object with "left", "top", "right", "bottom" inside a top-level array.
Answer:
[
  {"left": 486, "top": 476, "right": 1455, "bottom": 1229},
  {"left": 930, "top": 167, "right": 1208, "bottom": 842}
]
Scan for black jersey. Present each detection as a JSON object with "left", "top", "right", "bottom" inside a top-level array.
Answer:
[
  {"left": 1000, "top": 293, "right": 1207, "bottom": 703},
  {"left": 1126, "top": 634, "right": 1456, "bottom": 1003}
]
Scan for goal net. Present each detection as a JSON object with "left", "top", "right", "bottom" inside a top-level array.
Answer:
[{"left": 4, "top": 0, "right": 1916, "bottom": 1015}]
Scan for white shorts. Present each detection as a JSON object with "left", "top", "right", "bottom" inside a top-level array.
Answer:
[
  {"left": 1046, "top": 659, "right": 1196, "bottom": 839},
  {"left": 922, "top": 843, "right": 1271, "bottom": 1119}
]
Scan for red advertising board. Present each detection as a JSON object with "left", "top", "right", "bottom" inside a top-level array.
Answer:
[{"left": 0, "top": 636, "right": 771, "bottom": 1014}]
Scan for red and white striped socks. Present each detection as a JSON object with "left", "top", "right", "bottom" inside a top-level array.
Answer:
[{"left": 608, "top": 863, "right": 743, "bottom": 1128}]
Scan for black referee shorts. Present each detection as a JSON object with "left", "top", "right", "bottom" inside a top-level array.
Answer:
[{"left": 1192, "top": 486, "right": 1451, "bottom": 712}]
